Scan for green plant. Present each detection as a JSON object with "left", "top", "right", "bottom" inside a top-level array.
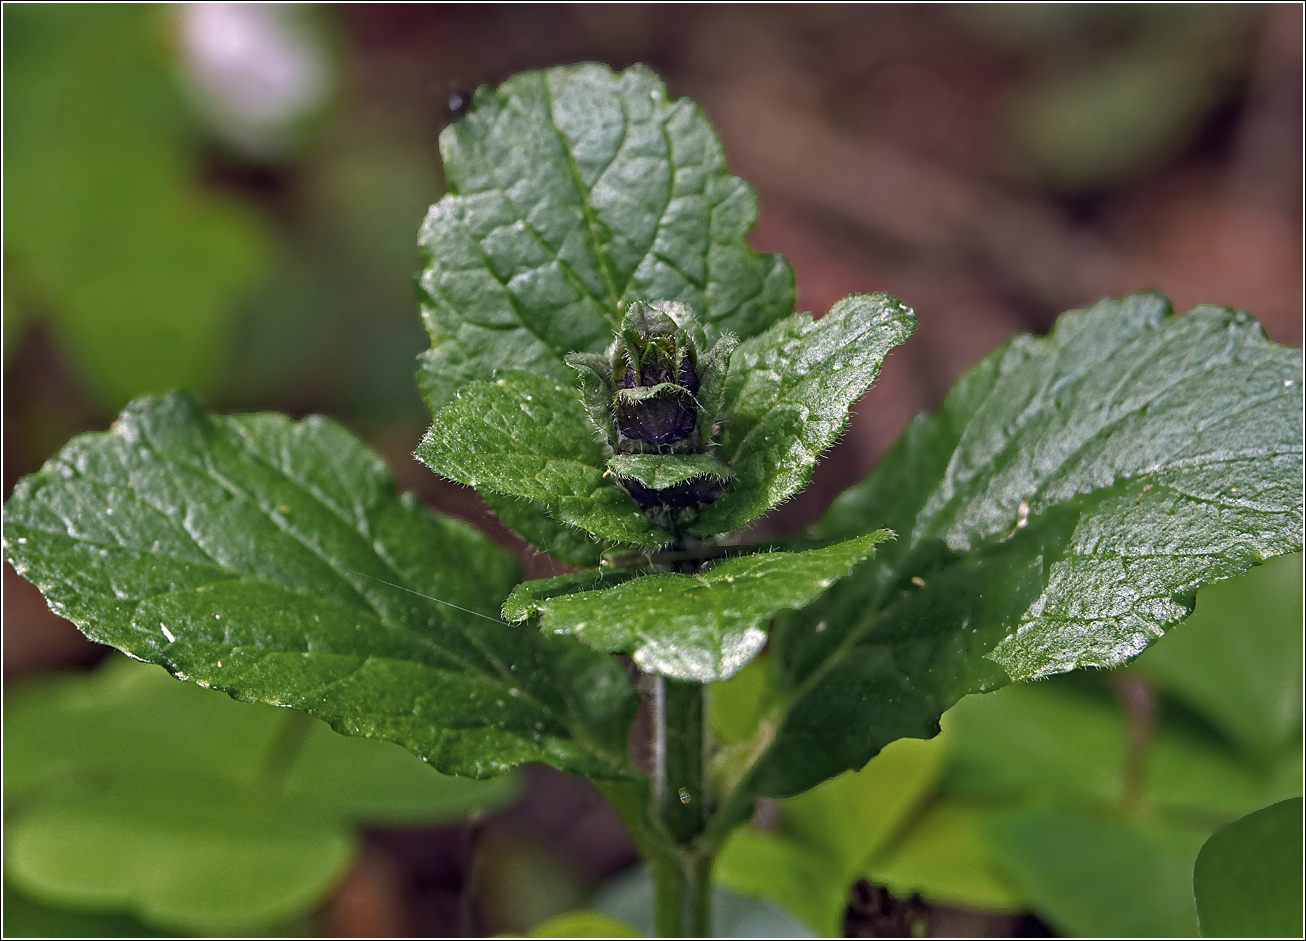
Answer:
[{"left": 4, "top": 63, "right": 1302, "bottom": 937}]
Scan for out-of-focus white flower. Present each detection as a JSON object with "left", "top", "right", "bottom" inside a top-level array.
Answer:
[{"left": 178, "top": 3, "right": 330, "bottom": 157}]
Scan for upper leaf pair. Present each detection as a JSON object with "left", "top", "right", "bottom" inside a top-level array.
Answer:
[
  {"left": 410, "top": 62, "right": 915, "bottom": 558},
  {"left": 416, "top": 293, "right": 915, "bottom": 552}
]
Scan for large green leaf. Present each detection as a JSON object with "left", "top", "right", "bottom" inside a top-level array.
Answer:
[
  {"left": 415, "top": 370, "right": 666, "bottom": 547},
  {"left": 415, "top": 62, "right": 793, "bottom": 415},
  {"left": 916, "top": 296, "right": 1300, "bottom": 675},
  {"left": 1193, "top": 797, "right": 1303, "bottom": 938},
  {"left": 3, "top": 5, "right": 267, "bottom": 406},
  {"left": 695, "top": 293, "right": 916, "bottom": 535},
  {"left": 2, "top": 656, "right": 516, "bottom": 933},
  {"left": 505, "top": 532, "right": 890, "bottom": 682},
  {"left": 745, "top": 294, "right": 1302, "bottom": 797},
  {"left": 2, "top": 392, "right": 637, "bottom": 781}
]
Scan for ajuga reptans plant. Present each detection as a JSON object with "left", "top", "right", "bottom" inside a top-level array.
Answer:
[{"left": 4, "top": 63, "right": 1302, "bottom": 936}]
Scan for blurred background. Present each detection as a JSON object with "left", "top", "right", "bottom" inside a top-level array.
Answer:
[{"left": 3, "top": 4, "right": 1301, "bottom": 937}]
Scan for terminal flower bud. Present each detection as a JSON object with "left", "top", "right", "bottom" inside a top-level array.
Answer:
[
  {"left": 612, "top": 301, "right": 701, "bottom": 451},
  {"left": 567, "top": 301, "right": 736, "bottom": 527}
]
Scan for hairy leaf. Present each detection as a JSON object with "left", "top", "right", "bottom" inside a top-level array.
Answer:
[
  {"left": 608, "top": 453, "right": 733, "bottom": 489},
  {"left": 415, "top": 370, "right": 668, "bottom": 547},
  {"left": 513, "top": 532, "right": 890, "bottom": 682},
  {"left": 695, "top": 293, "right": 916, "bottom": 535},
  {"left": 3, "top": 392, "right": 638, "bottom": 780},
  {"left": 416, "top": 62, "right": 793, "bottom": 414},
  {"left": 503, "top": 567, "right": 651, "bottom": 623},
  {"left": 480, "top": 489, "right": 608, "bottom": 568},
  {"left": 747, "top": 295, "right": 1303, "bottom": 797}
]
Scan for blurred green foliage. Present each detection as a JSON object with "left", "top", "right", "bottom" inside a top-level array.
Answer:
[
  {"left": 2, "top": 5, "right": 268, "bottom": 408},
  {"left": 218, "top": 129, "right": 440, "bottom": 426},
  {"left": 711, "top": 553, "right": 1303, "bottom": 937},
  {"left": 961, "top": 4, "right": 1255, "bottom": 190},
  {"left": 1194, "top": 796, "right": 1303, "bottom": 937},
  {"left": 3, "top": 9, "right": 1297, "bottom": 938},
  {"left": 715, "top": 730, "right": 948, "bottom": 935},
  {"left": 523, "top": 910, "right": 643, "bottom": 938},
  {"left": 2, "top": 890, "right": 168, "bottom": 940},
  {"left": 3, "top": 5, "right": 439, "bottom": 430},
  {"left": 2, "top": 655, "right": 518, "bottom": 936},
  {"left": 1133, "top": 545, "right": 1303, "bottom": 760}
]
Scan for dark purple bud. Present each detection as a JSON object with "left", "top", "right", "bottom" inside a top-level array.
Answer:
[
  {"left": 611, "top": 302, "right": 703, "bottom": 452},
  {"left": 620, "top": 474, "right": 727, "bottom": 510},
  {"left": 615, "top": 387, "right": 698, "bottom": 447}
]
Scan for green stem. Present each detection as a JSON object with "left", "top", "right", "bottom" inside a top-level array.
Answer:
[
  {"left": 657, "top": 677, "right": 706, "bottom": 843},
  {"left": 601, "top": 541, "right": 722, "bottom": 937},
  {"left": 653, "top": 676, "right": 711, "bottom": 937}
]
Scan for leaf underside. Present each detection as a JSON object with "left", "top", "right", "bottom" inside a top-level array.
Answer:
[
  {"left": 746, "top": 294, "right": 1304, "bottom": 797},
  {"left": 2, "top": 392, "right": 638, "bottom": 781}
]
